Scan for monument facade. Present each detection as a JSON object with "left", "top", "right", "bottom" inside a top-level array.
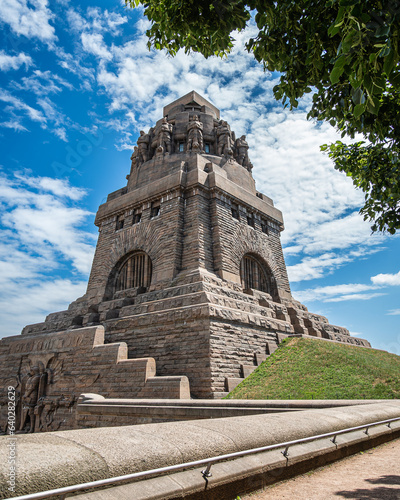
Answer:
[{"left": 0, "top": 92, "right": 370, "bottom": 432}]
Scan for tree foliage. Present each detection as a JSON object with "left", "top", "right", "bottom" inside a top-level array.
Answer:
[{"left": 126, "top": 0, "right": 400, "bottom": 233}]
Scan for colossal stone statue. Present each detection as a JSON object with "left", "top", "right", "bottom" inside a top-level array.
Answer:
[
  {"left": 216, "top": 120, "right": 233, "bottom": 156},
  {"left": 235, "top": 135, "right": 253, "bottom": 171},
  {"left": 130, "top": 146, "right": 139, "bottom": 170},
  {"left": 187, "top": 115, "right": 204, "bottom": 152},
  {"left": 157, "top": 117, "right": 173, "bottom": 154},
  {"left": 137, "top": 130, "right": 150, "bottom": 164}
]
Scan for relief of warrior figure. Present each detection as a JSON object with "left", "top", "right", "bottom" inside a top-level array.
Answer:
[
  {"left": 186, "top": 115, "right": 203, "bottom": 152},
  {"left": 216, "top": 120, "right": 233, "bottom": 156},
  {"left": 157, "top": 117, "right": 173, "bottom": 154},
  {"left": 19, "top": 364, "right": 46, "bottom": 433},
  {"left": 137, "top": 130, "right": 150, "bottom": 164}
]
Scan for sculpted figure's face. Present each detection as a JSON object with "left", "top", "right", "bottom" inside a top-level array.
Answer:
[{"left": 140, "top": 131, "right": 145, "bottom": 136}]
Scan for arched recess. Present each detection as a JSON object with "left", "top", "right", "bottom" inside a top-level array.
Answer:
[
  {"left": 240, "top": 253, "right": 276, "bottom": 297},
  {"left": 105, "top": 251, "right": 152, "bottom": 299}
]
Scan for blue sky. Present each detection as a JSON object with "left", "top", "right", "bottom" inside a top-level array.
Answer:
[{"left": 0, "top": 0, "right": 399, "bottom": 354}]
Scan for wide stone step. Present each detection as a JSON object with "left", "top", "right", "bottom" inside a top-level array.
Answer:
[
  {"left": 266, "top": 341, "right": 278, "bottom": 355},
  {"left": 115, "top": 290, "right": 284, "bottom": 322},
  {"left": 225, "top": 377, "right": 243, "bottom": 392},
  {"left": 118, "top": 291, "right": 209, "bottom": 318},
  {"left": 241, "top": 364, "right": 257, "bottom": 378},
  {"left": 135, "top": 281, "right": 206, "bottom": 304}
]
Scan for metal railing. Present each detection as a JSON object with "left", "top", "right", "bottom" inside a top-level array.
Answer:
[{"left": 7, "top": 416, "right": 400, "bottom": 500}]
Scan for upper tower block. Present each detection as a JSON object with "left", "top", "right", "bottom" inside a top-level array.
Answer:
[
  {"left": 163, "top": 90, "right": 220, "bottom": 119},
  {"left": 124, "top": 90, "right": 258, "bottom": 195},
  {"left": 90, "top": 91, "right": 288, "bottom": 305}
]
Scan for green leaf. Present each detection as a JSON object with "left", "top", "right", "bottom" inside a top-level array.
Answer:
[
  {"left": 330, "top": 66, "right": 344, "bottom": 84},
  {"left": 383, "top": 50, "right": 395, "bottom": 75},
  {"left": 375, "top": 25, "right": 390, "bottom": 38},
  {"left": 353, "top": 103, "right": 365, "bottom": 117},
  {"left": 365, "top": 96, "right": 380, "bottom": 114},
  {"left": 352, "top": 87, "right": 364, "bottom": 105}
]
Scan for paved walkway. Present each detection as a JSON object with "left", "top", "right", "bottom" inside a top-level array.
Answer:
[{"left": 242, "top": 438, "right": 400, "bottom": 499}]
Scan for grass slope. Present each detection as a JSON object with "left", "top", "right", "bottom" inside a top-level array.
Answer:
[{"left": 226, "top": 338, "right": 400, "bottom": 400}]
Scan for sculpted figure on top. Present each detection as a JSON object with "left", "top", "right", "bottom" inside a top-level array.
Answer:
[
  {"left": 137, "top": 130, "right": 150, "bottom": 164},
  {"left": 130, "top": 146, "right": 139, "bottom": 170},
  {"left": 216, "top": 120, "right": 233, "bottom": 156},
  {"left": 235, "top": 135, "right": 253, "bottom": 172},
  {"left": 187, "top": 115, "right": 204, "bottom": 152},
  {"left": 157, "top": 117, "right": 173, "bottom": 154},
  {"left": 129, "top": 105, "right": 253, "bottom": 171}
]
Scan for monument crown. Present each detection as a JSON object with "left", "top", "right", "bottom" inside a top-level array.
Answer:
[{"left": 127, "top": 90, "right": 253, "bottom": 194}]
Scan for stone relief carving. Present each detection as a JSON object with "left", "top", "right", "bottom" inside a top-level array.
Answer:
[
  {"left": 6, "top": 356, "right": 76, "bottom": 434},
  {"left": 18, "top": 362, "right": 45, "bottom": 433},
  {"left": 0, "top": 353, "right": 98, "bottom": 434},
  {"left": 186, "top": 115, "right": 204, "bottom": 152}
]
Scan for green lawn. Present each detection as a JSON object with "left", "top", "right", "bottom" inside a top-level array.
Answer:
[{"left": 225, "top": 337, "right": 400, "bottom": 400}]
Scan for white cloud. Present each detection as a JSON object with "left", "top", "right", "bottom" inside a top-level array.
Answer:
[
  {"left": 67, "top": 7, "right": 127, "bottom": 36},
  {"left": 14, "top": 70, "right": 74, "bottom": 95},
  {"left": 387, "top": 309, "right": 400, "bottom": 315},
  {"left": 286, "top": 247, "right": 381, "bottom": 283},
  {"left": 0, "top": 89, "right": 71, "bottom": 140},
  {"left": 325, "top": 292, "right": 386, "bottom": 302},
  {"left": 81, "top": 32, "right": 112, "bottom": 60},
  {"left": 295, "top": 283, "right": 380, "bottom": 303},
  {"left": 0, "top": 278, "right": 87, "bottom": 337},
  {"left": 0, "top": 173, "right": 96, "bottom": 274},
  {"left": 0, "top": 89, "right": 46, "bottom": 123},
  {"left": 0, "top": 172, "right": 97, "bottom": 337},
  {"left": 0, "top": 50, "right": 32, "bottom": 71},
  {"left": 16, "top": 174, "right": 87, "bottom": 200},
  {"left": 293, "top": 280, "right": 392, "bottom": 304},
  {"left": 371, "top": 270, "right": 400, "bottom": 286},
  {"left": 54, "top": 127, "right": 67, "bottom": 141},
  {"left": 0, "top": 0, "right": 56, "bottom": 42},
  {"left": 348, "top": 331, "right": 364, "bottom": 337},
  {"left": 0, "top": 118, "right": 27, "bottom": 131},
  {"left": 0, "top": 172, "right": 96, "bottom": 338}
]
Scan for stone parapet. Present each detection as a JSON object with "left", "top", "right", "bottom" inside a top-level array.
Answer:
[{"left": 2, "top": 401, "right": 399, "bottom": 498}]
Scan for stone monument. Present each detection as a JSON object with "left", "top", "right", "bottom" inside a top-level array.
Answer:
[{"left": 0, "top": 91, "right": 370, "bottom": 432}]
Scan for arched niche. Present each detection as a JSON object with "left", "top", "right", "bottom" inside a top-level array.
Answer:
[
  {"left": 239, "top": 253, "right": 276, "bottom": 298},
  {"left": 104, "top": 251, "right": 152, "bottom": 300}
]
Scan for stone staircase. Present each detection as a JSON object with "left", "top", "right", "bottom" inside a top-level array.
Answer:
[{"left": 224, "top": 340, "right": 279, "bottom": 393}]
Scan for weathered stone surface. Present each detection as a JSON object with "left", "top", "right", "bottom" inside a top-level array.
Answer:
[{"left": 0, "top": 326, "right": 189, "bottom": 433}]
